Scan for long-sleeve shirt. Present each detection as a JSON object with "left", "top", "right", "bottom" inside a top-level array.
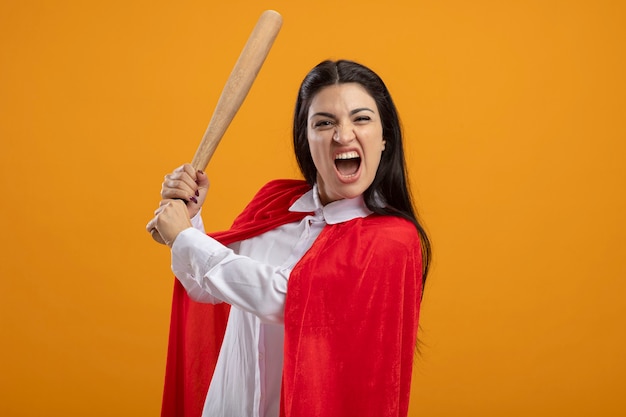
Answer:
[{"left": 170, "top": 186, "right": 373, "bottom": 417}]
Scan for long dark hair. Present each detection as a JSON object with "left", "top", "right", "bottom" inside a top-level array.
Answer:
[{"left": 293, "top": 59, "right": 431, "bottom": 285}]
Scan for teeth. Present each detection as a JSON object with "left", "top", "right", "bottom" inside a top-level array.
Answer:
[{"left": 335, "top": 151, "right": 360, "bottom": 160}]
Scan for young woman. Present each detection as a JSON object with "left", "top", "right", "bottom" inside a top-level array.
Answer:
[{"left": 148, "top": 60, "right": 431, "bottom": 417}]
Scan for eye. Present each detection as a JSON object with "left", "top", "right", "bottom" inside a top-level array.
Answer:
[
  {"left": 313, "top": 120, "right": 334, "bottom": 129},
  {"left": 354, "top": 115, "right": 371, "bottom": 123}
]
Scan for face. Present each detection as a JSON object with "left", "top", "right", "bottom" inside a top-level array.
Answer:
[{"left": 307, "top": 83, "right": 385, "bottom": 205}]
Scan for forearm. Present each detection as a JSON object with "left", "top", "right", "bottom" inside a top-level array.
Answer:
[{"left": 171, "top": 227, "right": 289, "bottom": 323}]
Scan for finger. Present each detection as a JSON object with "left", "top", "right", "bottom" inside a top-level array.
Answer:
[
  {"left": 163, "top": 164, "right": 200, "bottom": 200},
  {"left": 168, "top": 169, "right": 198, "bottom": 190},
  {"left": 169, "top": 164, "right": 199, "bottom": 190},
  {"left": 182, "top": 164, "right": 202, "bottom": 202},
  {"left": 150, "top": 228, "right": 165, "bottom": 243},
  {"left": 163, "top": 173, "right": 196, "bottom": 191},
  {"left": 161, "top": 177, "right": 197, "bottom": 202},
  {"left": 196, "top": 169, "right": 210, "bottom": 189},
  {"left": 156, "top": 199, "right": 186, "bottom": 219},
  {"left": 149, "top": 226, "right": 166, "bottom": 245},
  {"left": 146, "top": 216, "right": 159, "bottom": 235},
  {"left": 182, "top": 163, "right": 198, "bottom": 182},
  {"left": 146, "top": 217, "right": 155, "bottom": 233},
  {"left": 170, "top": 198, "right": 189, "bottom": 211},
  {"left": 158, "top": 198, "right": 176, "bottom": 208}
]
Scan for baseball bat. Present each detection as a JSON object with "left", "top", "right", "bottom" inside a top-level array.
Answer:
[
  {"left": 191, "top": 9, "right": 283, "bottom": 170},
  {"left": 150, "top": 10, "right": 282, "bottom": 245}
]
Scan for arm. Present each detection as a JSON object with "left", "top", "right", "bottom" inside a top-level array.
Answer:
[{"left": 171, "top": 227, "right": 290, "bottom": 323}]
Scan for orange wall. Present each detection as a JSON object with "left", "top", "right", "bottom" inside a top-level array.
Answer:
[{"left": 1, "top": 1, "right": 625, "bottom": 415}]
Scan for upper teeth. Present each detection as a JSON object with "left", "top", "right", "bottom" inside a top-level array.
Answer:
[{"left": 335, "top": 151, "right": 359, "bottom": 160}]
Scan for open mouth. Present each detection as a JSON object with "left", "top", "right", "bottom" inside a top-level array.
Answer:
[{"left": 335, "top": 151, "right": 361, "bottom": 177}]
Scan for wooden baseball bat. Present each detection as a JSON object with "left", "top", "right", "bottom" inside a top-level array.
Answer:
[
  {"left": 150, "top": 10, "right": 282, "bottom": 245},
  {"left": 191, "top": 9, "right": 283, "bottom": 170}
]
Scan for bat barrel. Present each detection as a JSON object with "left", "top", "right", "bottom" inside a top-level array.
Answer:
[{"left": 191, "top": 10, "right": 283, "bottom": 171}]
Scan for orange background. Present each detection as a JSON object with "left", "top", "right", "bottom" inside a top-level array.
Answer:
[{"left": 1, "top": 0, "right": 625, "bottom": 416}]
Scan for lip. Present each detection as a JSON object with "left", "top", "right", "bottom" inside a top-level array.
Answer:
[{"left": 333, "top": 147, "right": 362, "bottom": 183}]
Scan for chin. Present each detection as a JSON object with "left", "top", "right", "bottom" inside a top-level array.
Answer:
[{"left": 330, "top": 184, "right": 369, "bottom": 203}]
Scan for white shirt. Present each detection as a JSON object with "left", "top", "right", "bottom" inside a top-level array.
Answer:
[{"left": 171, "top": 186, "right": 372, "bottom": 417}]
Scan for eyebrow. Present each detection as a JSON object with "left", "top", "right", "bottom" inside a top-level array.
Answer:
[{"left": 310, "top": 107, "right": 375, "bottom": 119}]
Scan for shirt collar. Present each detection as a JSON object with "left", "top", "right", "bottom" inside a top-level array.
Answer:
[{"left": 289, "top": 184, "right": 373, "bottom": 225}]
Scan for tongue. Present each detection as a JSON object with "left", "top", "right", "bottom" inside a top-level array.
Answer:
[{"left": 335, "top": 158, "right": 360, "bottom": 176}]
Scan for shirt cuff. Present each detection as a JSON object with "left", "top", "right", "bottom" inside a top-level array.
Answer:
[{"left": 190, "top": 209, "right": 205, "bottom": 233}]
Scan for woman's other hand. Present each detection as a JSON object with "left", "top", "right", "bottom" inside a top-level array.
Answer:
[
  {"left": 146, "top": 200, "right": 193, "bottom": 247},
  {"left": 160, "top": 163, "right": 209, "bottom": 219}
]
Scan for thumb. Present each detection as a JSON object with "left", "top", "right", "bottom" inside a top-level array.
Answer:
[
  {"left": 193, "top": 169, "right": 210, "bottom": 210},
  {"left": 196, "top": 169, "right": 210, "bottom": 190}
]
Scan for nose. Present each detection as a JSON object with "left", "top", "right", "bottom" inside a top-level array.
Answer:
[{"left": 332, "top": 124, "right": 356, "bottom": 144}]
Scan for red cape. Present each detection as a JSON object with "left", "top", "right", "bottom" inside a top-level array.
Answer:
[{"left": 161, "top": 179, "right": 423, "bottom": 417}]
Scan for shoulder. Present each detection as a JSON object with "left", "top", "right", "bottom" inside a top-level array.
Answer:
[
  {"left": 232, "top": 179, "right": 311, "bottom": 224},
  {"left": 253, "top": 179, "right": 311, "bottom": 201},
  {"left": 361, "top": 215, "right": 419, "bottom": 244},
  {"left": 361, "top": 215, "right": 421, "bottom": 258},
  {"left": 328, "top": 214, "right": 420, "bottom": 255},
  {"left": 356, "top": 216, "right": 423, "bottom": 276},
  {"left": 215, "top": 180, "right": 312, "bottom": 241},
  {"left": 317, "top": 215, "right": 422, "bottom": 282}
]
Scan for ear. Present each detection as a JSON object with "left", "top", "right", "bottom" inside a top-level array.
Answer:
[{"left": 382, "top": 139, "right": 387, "bottom": 151}]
